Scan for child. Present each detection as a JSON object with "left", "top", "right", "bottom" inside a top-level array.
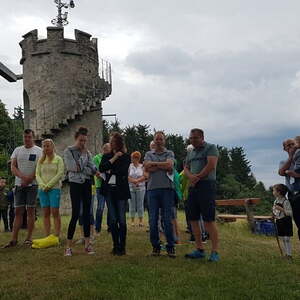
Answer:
[
  {"left": 0, "top": 178, "right": 9, "bottom": 232},
  {"left": 272, "top": 184, "right": 293, "bottom": 259}
]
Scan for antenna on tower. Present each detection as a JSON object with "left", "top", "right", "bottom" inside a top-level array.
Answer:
[{"left": 51, "top": 0, "right": 76, "bottom": 27}]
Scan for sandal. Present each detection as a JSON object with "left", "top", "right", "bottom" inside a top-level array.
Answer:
[
  {"left": 23, "top": 239, "right": 33, "bottom": 246},
  {"left": 3, "top": 240, "right": 18, "bottom": 248}
]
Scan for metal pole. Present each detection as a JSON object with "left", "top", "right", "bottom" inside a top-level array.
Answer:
[{"left": 57, "top": 0, "right": 63, "bottom": 27}]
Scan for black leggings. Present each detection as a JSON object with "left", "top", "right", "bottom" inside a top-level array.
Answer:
[
  {"left": 67, "top": 181, "right": 92, "bottom": 240},
  {"left": 291, "top": 193, "right": 300, "bottom": 240},
  {"left": 0, "top": 209, "right": 8, "bottom": 230}
]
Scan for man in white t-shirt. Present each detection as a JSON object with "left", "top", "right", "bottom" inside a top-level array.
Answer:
[{"left": 4, "top": 129, "right": 42, "bottom": 248}]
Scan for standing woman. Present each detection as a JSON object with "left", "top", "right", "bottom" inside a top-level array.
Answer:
[
  {"left": 36, "top": 139, "right": 64, "bottom": 237},
  {"left": 63, "top": 127, "right": 100, "bottom": 256},
  {"left": 128, "top": 151, "right": 146, "bottom": 227},
  {"left": 99, "top": 132, "right": 131, "bottom": 255}
]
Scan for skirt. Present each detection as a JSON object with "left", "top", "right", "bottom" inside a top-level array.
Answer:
[{"left": 276, "top": 216, "right": 293, "bottom": 237}]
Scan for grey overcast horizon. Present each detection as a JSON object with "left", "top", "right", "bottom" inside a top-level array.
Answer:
[{"left": 1, "top": 0, "right": 300, "bottom": 188}]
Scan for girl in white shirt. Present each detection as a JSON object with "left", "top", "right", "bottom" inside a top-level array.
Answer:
[{"left": 272, "top": 184, "right": 293, "bottom": 259}]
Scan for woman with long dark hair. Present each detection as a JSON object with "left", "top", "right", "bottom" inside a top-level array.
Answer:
[
  {"left": 99, "top": 132, "right": 131, "bottom": 255},
  {"left": 63, "top": 127, "right": 100, "bottom": 256}
]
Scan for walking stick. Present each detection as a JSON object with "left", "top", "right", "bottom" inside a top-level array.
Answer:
[{"left": 272, "top": 215, "right": 283, "bottom": 257}]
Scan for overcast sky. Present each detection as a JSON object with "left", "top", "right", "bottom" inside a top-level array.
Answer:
[{"left": 1, "top": 0, "right": 300, "bottom": 187}]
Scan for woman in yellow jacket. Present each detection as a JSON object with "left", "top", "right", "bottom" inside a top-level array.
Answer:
[{"left": 36, "top": 139, "right": 64, "bottom": 237}]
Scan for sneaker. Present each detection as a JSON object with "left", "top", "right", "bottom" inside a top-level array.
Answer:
[
  {"left": 85, "top": 244, "right": 95, "bottom": 255},
  {"left": 160, "top": 242, "right": 166, "bottom": 251},
  {"left": 167, "top": 247, "right": 176, "bottom": 258},
  {"left": 3, "top": 240, "right": 18, "bottom": 248},
  {"left": 23, "top": 239, "right": 32, "bottom": 246},
  {"left": 208, "top": 251, "right": 220, "bottom": 262},
  {"left": 185, "top": 249, "right": 206, "bottom": 259},
  {"left": 64, "top": 248, "right": 73, "bottom": 257},
  {"left": 151, "top": 247, "right": 161, "bottom": 257}
]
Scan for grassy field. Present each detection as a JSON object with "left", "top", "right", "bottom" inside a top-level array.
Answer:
[{"left": 0, "top": 212, "right": 300, "bottom": 300}]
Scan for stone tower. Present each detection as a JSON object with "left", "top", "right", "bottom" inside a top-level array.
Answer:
[
  {"left": 19, "top": 26, "right": 112, "bottom": 155},
  {"left": 19, "top": 26, "right": 112, "bottom": 214}
]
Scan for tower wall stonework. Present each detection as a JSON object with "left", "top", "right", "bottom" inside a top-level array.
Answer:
[{"left": 20, "top": 27, "right": 111, "bottom": 214}]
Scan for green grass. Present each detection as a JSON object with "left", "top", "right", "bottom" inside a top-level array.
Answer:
[{"left": 0, "top": 212, "right": 300, "bottom": 300}]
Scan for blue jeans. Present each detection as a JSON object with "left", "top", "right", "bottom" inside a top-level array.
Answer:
[
  {"left": 106, "top": 190, "right": 127, "bottom": 251},
  {"left": 147, "top": 188, "right": 175, "bottom": 249},
  {"left": 95, "top": 188, "right": 107, "bottom": 232},
  {"left": 129, "top": 189, "right": 145, "bottom": 218}
]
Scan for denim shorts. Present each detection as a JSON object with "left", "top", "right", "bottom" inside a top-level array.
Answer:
[
  {"left": 38, "top": 189, "right": 61, "bottom": 208},
  {"left": 186, "top": 181, "right": 216, "bottom": 222},
  {"left": 14, "top": 185, "right": 38, "bottom": 208}
]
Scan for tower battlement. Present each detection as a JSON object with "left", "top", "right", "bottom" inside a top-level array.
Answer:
[{"left": 20, "top": 27, "right": 99, "bottom": 65}]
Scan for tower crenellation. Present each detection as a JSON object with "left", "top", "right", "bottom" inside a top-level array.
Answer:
[{"left": 19, "top": 26, "right": 111, "bottom": 154}]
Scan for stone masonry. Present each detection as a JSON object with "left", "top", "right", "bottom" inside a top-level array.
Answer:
[{"left": 19, "top": 27, "right": 112, "bottom": 214}]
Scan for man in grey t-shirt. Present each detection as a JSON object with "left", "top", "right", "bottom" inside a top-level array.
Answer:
[
  {"left": 144, "top": 131, "right": 176, "bottom": 258},
  {"left": 4, "top": 129, "right": 42, "bottom": 248}
]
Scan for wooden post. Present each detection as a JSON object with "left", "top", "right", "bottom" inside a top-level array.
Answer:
[{"left": 245, "top": 199, "right": 255, "bottom": 233}]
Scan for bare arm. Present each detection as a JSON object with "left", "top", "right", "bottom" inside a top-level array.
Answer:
[
  {"left": 144, "top": 161, "right": 159, "bottom": 173},
  {"left": 11, "top": 158, "right": 35, "bottom": 183},
  {"left": 144, "top": 160, "right": 173, "bottom": 172},
  {"left": 278, "top": 158, "right": 293, "bottom": 176},
  {"left": 285, "top": 170, "right": 300, "bottom": 178},
  {"left": 128, "top": 176, "right": 137, "bottom": 183},
  {"left": 196, "top": 156, "right": 218, "bottom": 179}
]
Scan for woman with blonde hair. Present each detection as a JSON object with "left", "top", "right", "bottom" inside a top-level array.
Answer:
[
  {"left": 36, "top": 139, "right": 64, "bottom": 237},
  {"left": 128, "top": 151, "right": 146, "bottom": 227}
]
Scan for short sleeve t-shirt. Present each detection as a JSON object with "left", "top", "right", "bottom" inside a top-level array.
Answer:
[
  {"left": 93, "top": 153, "right": 103, "bottom": 188},
  {"left": 186, "top": 142, "right": 219, "bottom": 181},
  {"left": 144, "top": 149, "right": 175, "bottom": 191},
  {"left": 279, "top": 160, "right": 294, "bottom": 192},
  {"left": 128, "top": 163, "right": 145, "bottom": 190},
  {"left": 11, "top": 145, "right": 42, "bottom": 186}
]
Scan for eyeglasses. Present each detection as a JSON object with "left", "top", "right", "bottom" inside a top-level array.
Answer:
[{"left": 286, "top": 143, "right": 295, "bottom": 147}]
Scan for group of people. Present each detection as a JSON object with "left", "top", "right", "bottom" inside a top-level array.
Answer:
[
  {"left": 0, "top": 126, "right": 220, "bottom": 261},
  {"left": 274, "top": 136, "right": 300, "bottom": 258}
]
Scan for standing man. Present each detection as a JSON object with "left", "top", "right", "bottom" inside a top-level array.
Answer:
[
  {"left": 4, "top": 129, "right": 42, "bottom": 247},
  {"left": 144, "top": 131, "right": 176, "bottom": 258},
  {"left": 278, "top": 139, "right": 296, "bottom": 198},
  {"left": 278, "top": 138, "right": 300, "bottom": 240},
  {"left": 184, "top": 128, "right": 219, "bottom": 261}
]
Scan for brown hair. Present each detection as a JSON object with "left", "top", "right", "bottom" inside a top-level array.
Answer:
[
  {"left": 75, "top": 127, "right": 88, "bottom": 139},
  {"left": 24, "top": 129, "right": 35, "bottom": 137},
  {"left": 273, "top": 184, "right": 288, "bottom": 197},
  {"left": 110, "top": 132, "right": 126, "bottom": 152},
  {"left": 190, "top": 128, "right": 204, "bottom": 137},
  {"left": 154, "top": 131, "right": 165, "bottom": 138}
]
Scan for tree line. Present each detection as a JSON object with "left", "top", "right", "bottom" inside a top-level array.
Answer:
[
  {"left": 0, "top": 100, "right": 273, "bottom": 214},
  {"left": 103, "top": 120, "right": 273, "bottom": 214}
]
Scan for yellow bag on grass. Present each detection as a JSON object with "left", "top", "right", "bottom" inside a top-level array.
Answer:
[{"left": 32, "top": 234, "right": 59, "bottom": 249}]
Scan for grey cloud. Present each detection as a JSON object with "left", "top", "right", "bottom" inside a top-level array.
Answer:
[{"left": 126, "top": 46, "right": 300, "bottom": 90}]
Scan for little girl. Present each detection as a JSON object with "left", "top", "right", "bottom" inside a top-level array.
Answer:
[{"left": 272, "top": 184, "right": 293, "bottom": 259}]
